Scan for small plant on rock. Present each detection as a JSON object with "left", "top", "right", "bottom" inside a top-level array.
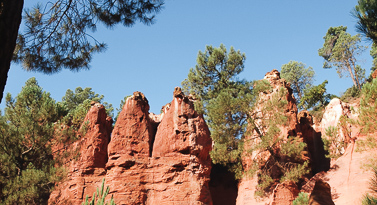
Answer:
[
  {"left": 82, "top": 178, "right": 115, "bottom": 205},
  {"left": 362, "top": 167, "right": 377, "bottom": 205},
  {"left": 322, "top": 126, "right": 345, "bottom": 159},
  {"left": 292, "top": 192, "right": 309, "bottom": 205}
]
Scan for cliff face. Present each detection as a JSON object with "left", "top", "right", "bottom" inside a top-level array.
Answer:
[
  {"left": 49, "top": 103, "right": 113, "bottom": 204},
  {"left": 49, "top": 71, "right": 375, "bottom": 205},
  {"left": 49, "top": 88, "right": 212, "bottom": 205}
]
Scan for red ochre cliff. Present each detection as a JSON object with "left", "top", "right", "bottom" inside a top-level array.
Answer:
[
  {"left": 49, "top": 70, "right": 375, "bottom": 205},
  {"left": 49, "top": 88, "right": 212, "bottom": 205}
]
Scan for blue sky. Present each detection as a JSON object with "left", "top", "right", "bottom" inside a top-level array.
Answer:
[{"left": 1, "top": 0, "right": 372, "bottom": 114}]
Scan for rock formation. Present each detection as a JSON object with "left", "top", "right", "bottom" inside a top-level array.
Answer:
[
  {"left": 320, "top": 98, "right": 359, "bottom": 147},
  {"left": 49, "top": 88, "right": 212, "bottom": 205},
  {"left": 237, "top": 69, "right": 305, "bottom": 205},
  {"left": 48, "top": 70, "right": 376, "bottom": 205},
  {"left": 272, "top": 181, "right": 299, "bottom": 205},
  {"left": 49, "top": 102, "right": 113, "bottom": 204},
  {"left": 308, "top": 180, "right": 335, "bottom": 205}
]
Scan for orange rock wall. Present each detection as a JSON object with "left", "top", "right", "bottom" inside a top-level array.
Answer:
[{"left": 49, "top": 89, "right": 212, "bottom": 205}]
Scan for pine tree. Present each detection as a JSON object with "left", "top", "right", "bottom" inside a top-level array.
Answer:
[
  {"left": 280, "top": 60, "right": 315, "bottom": 106},
  {"left": 0, "top": 0, "right": 164, "bottom": 103},
  {"left": 0, "top": 78, "right": 66, "bottom": 204},
  {"left": 318, "top": 26, "right": 366, "bottom": 90},
  {"left": 182, "top": 44, "right": 253, "bottom": 176}
]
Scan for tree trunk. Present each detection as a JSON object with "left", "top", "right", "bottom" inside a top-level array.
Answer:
[{"left": 0, "top": 0, "right": 24, "bottom": 104}]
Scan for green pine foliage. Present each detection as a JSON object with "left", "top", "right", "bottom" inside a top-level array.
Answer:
[
  {"left": 299, "top": 80, "right": 336, "bottom": 111},
  {"left": 353, "top": 0, "right": 377, "bottom": 43},
  {"left": 82, "top": 178, "right": 115, "bottom": 205},
  {"left": 182, "top": 44, "right": 253, "bottom": 177},
  {"left": 62, "top": 87, "right": 114, "bottom": 118},
  {"left": 57, "top": 87, "right": 114, "bottom": 143},
  {"left": 0, "top": 78, "right": 66, "bottom": 204},
  {"left": 318, "top": 26, "right": 366, "bottom": 90},
  {"left": 0, "top": 78, "right": 114, "bottom": 204},
  {"left": 280, "top": 60, "right": 315, "bottom": 105},
  {"left": 14, "top": 0, "right": 164, "bottom": 73},
  {"left": 292, "top": 192, "right": 309, "bottom": 205},
  {"left": 340, "top": 85, "right": 361, "bottom": 103}
]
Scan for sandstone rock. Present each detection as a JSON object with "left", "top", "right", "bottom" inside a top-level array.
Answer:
[
  {"left": 107, "top": 91, "right": 155, "bottom": 168},
  {"left": 322, "top": 145, "right": 376, "bottom": 205},
  {"left": 152, "top": 87, "right": 212, "bottom": 162},
  {"left": 50, "top": 89, "right": 213, "bottom": 205},
  {"left": 49, "top": 103, "right": 112, "bottom": 204},
  {"left": 238, "top": 70, "right": 304, "bottom": 205},
  {"left": 308, "top": 180, "right": 335, "bottom": 205},
  {"left": 320, "top": 98, "right": 359, "bottom": 142},
  {"left": 236, "top": 177, "right": 273, "bottom": 205},
  {"left": 320, "top": 98, "right": 359, "bottom": 160},
  {"left": 104, "top": 92, "right": 155, "bottom": 204},
  {"left": 149, "top": 87, "right": 213, "bottom": 205},
  {"left": 272, "top": 181, "right": 299, "bottom": 205}
]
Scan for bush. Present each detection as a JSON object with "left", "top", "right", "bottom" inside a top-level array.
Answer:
[
  {"left": 322, "top": 126, "right": 345, "bottom": 159},
  {"left": 359, "top": 79, "right": 377, "bottom": 135},
  {"left": 293, "top": 192, "right": 309, "bottom": 205}
]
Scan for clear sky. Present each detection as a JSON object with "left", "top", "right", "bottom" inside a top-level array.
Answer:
[{"left": 1, "top": 0, "right": 372, "bottom": 115}]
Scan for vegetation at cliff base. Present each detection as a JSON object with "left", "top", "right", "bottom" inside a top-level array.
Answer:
[
  {"left": 0, "top": 78, "right": 66, "bottom": 204},
  {"left": 292, "top": 192, "right": 309, "bottom": 205}
]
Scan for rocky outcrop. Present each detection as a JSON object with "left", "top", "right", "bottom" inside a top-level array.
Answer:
[
  {"left": 237, "top": 69, "right": 305, "bottom": 205},
  {"left": 49, "top": 88, "right": 212, "bottom": 205},
  {"left": 272, "top": 181, "right": 299, "bottom": 205},
  {"left": 147, "top": 87, "right": 212, "bottom": 205},
  {"left": 308, "top": 180, "right": 335, "bottom": 205},
  {"left": 49, "top": 103, "right": 113, "bottom": 204},
  {"left": 320, "top": 98, "right": 359, "bottom": 147}
]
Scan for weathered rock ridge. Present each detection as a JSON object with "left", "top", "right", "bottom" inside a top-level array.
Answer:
[
  {"left": 49, "top": 70, "right": 375, "bottom": 205},
  {"left": 49, "top": 89, "right": 212, "bottom": 205}
]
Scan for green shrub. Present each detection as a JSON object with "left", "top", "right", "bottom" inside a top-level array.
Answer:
[
  {"left": 322, "top": 126, "right": 345, "bottom": 159},
  {"left": 359, "top": 79, "right": 377, "bottom": 135},
  {"left": 356, "top": 136, "right": 377, "bottom": 152},
  {"left": 293, "top": 192, "right": 309, "bottom": 205}
]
